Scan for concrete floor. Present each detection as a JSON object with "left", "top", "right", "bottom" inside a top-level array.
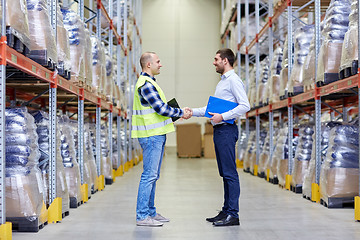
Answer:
[{"left": 12, "top": 151, "right": 360, "bottom": 240}]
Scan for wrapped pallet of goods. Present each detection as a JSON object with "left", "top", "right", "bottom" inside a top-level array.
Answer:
[
  {"left": 264, "top": 128, "right": 279, "bottom": 180},
  {"left": 32, "top": 111, "right": 70, "bottom": 216},
  {"left": 250, "top": 130, "right": 267, "bottom": 175},
  {"left": 316, "top": 0, "right": 351, "bottom": 86},
  {"left": 100, "top": 124, "right": 113, "bottom": 184},
  {"left": 27, "top": 0, "right": 58, "bottom": 68},
  {"left": 269, "top": 46, "right": 283, "bottom": 103},
  {"left": 258, "top": 134, "right": 270, "bottom": 178},
  {"left": 270, "top": 127, "right": 288, "bottom": 184},
  {"left": 339, "top": 0, "right": 358, "bottom": 79},
  {"left": 319, "top": 122, "right": 359, "bottom": 208},
  {"left": 302, "top": 121, "right": 341, "bottom": 199},
  {"left": 287, "top": 25, "right": 314, "bottom": 96},
  {"left": 58, "top": 116, "right": 82, "bottom": 208},
  {"left": 236, "top": 131, "right": 247, "bottom": 165},
  {"left": 56, "top": 4, "right": 71, "bottom": 79},
  {"left": 5, "top": 108, "right": 47, "bottom": 232},
  {"left": 62, "top": 7, "right": 86, "bottom": 84},
  {"left": 85, "top": 123, "right": 99, "bottom": 193},
  {"left": 84, "top": 29, "right": 93, "bottom": 91},
  {"left": 91, "top": 37, "right": 106, "bottom": 97},
  {"left": 105, "top": 52, "right": 114, "bottom": 101},
  {"left": 243, "top": 131, "right": 256, "bottom": 172},
  {"left": 4, "top": 0, "right": 31, "bottom": 54},
  {"left": 248, "top": 67, "right": 256, "bottom": 109},
  {"left": 70, "top": 120, "right": 92, "bottom": 199},
  {"left": 278, "top": 36, "right": 293, "bottom": 99},
  {"left": 290, "top": 125, "right": 314, "bottom": 193},
  {"left": 256, "top": 57, "right": 269, "bottom": 107}
]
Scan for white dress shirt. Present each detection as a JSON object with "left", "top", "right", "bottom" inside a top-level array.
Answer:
[{"left": 192, "top": 69, "right": 250, "bottom": 125}]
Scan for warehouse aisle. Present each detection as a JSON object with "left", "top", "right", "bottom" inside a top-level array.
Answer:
[{"left": 12, "top": 151, "right": 360, "bottom": 240}]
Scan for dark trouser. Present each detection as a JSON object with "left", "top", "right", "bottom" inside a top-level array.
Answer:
[{"left": 213, "top": 123, "right": 240, "bottom": 218}]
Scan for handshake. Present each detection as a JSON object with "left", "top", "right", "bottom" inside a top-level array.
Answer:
[{"left": 182, "top": 107, "right": 193, "bottom": 120}]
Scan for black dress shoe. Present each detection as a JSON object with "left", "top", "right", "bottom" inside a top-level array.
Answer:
[
  {"left": 213, "top": 215, "right": 240, "bottom": 226},
  {"left": 206, "top": 211, "right": 227, "bottom": 222}
]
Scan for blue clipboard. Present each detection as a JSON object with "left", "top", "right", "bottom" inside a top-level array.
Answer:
[{"left": 205, "top": 96, "right": 238, "bottom": 124}]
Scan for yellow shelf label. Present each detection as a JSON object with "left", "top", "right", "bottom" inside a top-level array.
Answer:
[
  {"left": 11, "top": 54, "right": 17, "bottom": 63},
  {"left": 32, "top": 65, "right": 36, "bottom": 73}
]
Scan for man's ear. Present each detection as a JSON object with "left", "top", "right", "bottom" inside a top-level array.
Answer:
[{"left": 146, "top": 62, "right": 151, "bottom": 68}]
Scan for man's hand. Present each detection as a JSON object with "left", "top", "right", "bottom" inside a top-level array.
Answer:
[
  {"left": 182, "top": 107, "right": 193, "bottom": 119},
  {"left": 208, "top": 112, "right": 223, "bottom": 123}
]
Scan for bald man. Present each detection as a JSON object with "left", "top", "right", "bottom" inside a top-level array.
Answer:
[{"left": 131, "top": 52, "right": 191, "bottom": 227}]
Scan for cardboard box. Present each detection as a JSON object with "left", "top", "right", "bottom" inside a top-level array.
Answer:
[
  {"left": 176, "top": 123, "right": 202, "bottom": 157},
  {"left": 204, "top": 122, "right": 213, "bottom": 134},
  {"left": 203, "top": 134, "right": 216, "bottom": 159}
]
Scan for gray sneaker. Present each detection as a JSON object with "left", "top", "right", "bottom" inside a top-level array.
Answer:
[
  {"left": 152, "top": 213, "right": 170, "bottom": 222},
  {"left": 136, "top": 216, "right": 163, "bottom": 227}
]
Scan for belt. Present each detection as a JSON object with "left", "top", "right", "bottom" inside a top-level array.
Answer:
[{"left": 213, "top": 123, "right": 236, "bottom": 128}]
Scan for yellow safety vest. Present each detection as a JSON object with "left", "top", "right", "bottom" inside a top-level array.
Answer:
[{"left": 131, "top": 75, "right": 175, "bottom": 138}]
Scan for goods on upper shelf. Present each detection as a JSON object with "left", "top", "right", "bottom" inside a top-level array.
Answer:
[
  {"left": 290, "top": 125, "right": 314, "bottom": 192},
  {"left": 105, "top": 51, "right": 115, "bottom": 101},
  {"left": 256, "top": 57, "right": 269, "bottom": 106},
  {"left": 27, "top": 0, "right": 58, "bottom": 68},
  {"left": 316, "top": 0, "right": 351, "bottom": 86},
  {"left": 59, "top": 116, "right": 82, "bottom": 208},
  {"left": 287, "top": 25, "right": 314, "bottom": 96},
  {"left": 320, "top": 121, "right": 359, "bottom": 207},
  {"left": 61, "top": 7, "right": 86, "bottom": 83},
  {"left": 5, "top": 107, "right": 47, "bottom": 228},
  {"left": 91, "top": 36, "right": 106, "bottom": 96},
  {"left": 278, "top": 35, "right": 293, "bottom": 99},
  {"left": 248, "top": 66, "right": 256, "bottom": 108},
  {"left": 302, "top": 121, "right": 341, "bottom": 199},
  {"left": 339, "top": 0, "right": 358, "bottom": 79},
  {"left": 84, "top": 29, "right": 94, "bottom": 90},
  {"left": 57, "top": 4, "right": 71, "bottom": 78},
  {"left": 269, "top": 46, "right": 283, "bottom": 103}
]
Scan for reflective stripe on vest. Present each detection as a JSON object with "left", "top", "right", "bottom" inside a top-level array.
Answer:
[
  {"left": 133, "top": 108, "right": 156, "bottom": 115},
  {"left": 132, "top": 118, "right": 173, "bottom": 131}
]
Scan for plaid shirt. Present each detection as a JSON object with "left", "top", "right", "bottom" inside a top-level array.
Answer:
[{"left": 138, "top": 72, "right": 183, "bottom": 118}]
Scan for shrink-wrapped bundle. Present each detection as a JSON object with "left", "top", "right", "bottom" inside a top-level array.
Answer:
[
  {"left": 269, "top": 47, "right": 283, "bottom": 103},
  {"left": 339, "top": 0, "right": 358, "bottom": 79},
  {"left": 243, "top": 131, "right": 256, "bottom": 172},
  {"left": 105, "top": 52, "right": 114, "bottom": 101},
  {"left": 264, "top": 128, "right": 279, "bottom": 179},
  {"left": 288, "top": 25, "right": 314, "bottom": 96},
  {"left": 290, "top": 125, "right": 314, "bottom": 192},
  {"left": 70, "top": 120, "right": 92, "bottom": 198},
  {"left": 85, "top": 124, "right": 99, "bottom": 193},
  {"left": 256, "top": 57, "right": 269, "bottom": 107},
  {"left": 248, "top": 67, "right": 257, "bottom": 108},
  {"left": 32, "top": 111, "right": 69, "bottom": 214},
  {"left": 250, "top": 130, "right": 268, "bottom": 175},
  {"left": 101, "top": 124, "right": 113, "bottom": 181},
  {"left": 279, "top": 36, "right": 293, "bottom": 98},
  {"left": 62, "top": 8, "right": 86, "bottom": 82},
  {"left": 302, "top": 121, "right": 341, "bottom": 198},
  {"left": 236, "top": 131, "right": 248, "bottom": 164},
  {"left": 317, "top": 0, "right": 351, "bottom": 85},
  {"left": 5, "top": 108, "right": 47, "bottom": 225},
  {"left": 5, "top": 0, "right": 31, "bottom": 51},
  {"left": 258, "top": 134, "right": 270, "bottom": 177},
  {"left": 84, "top": 29, "right": 93, "bottom": 89},
  {"left": 320, "top": 122, "right": 359, "bottom": 207},
  {"left": 91, "top": 37, "right": 106, "bottom": 95},
  {"left": 270, "top": 127, "right": 287, "bottom": 182},
  {"left": 27, "top": 0, "right": 58, "bottom": 66},
  {"left": 58, "top": 116, "right": 81, "bottom": 207},
  {"left": 57, "top": 4, "right": 70, "bottom": 77}
]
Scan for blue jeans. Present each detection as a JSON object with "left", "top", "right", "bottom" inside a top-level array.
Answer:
[
  {"left": 213, "top": 123, "right": 240, "bottom": 218},
  {"left": 136, "top": 134, "right": 166, "bottom": 221}
]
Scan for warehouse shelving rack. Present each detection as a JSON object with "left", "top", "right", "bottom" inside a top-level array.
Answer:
[
  {"left": 221, "top": 0, "right": 360, "bottom": 220},
  {"left": 0, "top": 0, "right": 142, "bottom": 236}
]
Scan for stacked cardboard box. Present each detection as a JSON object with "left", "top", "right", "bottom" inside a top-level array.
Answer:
[
  {"left": 203, "top": 122, "right": 215, "bottom": 159},
  {"left": 176, "top": 123, "right": 202, "bottom": 158}
]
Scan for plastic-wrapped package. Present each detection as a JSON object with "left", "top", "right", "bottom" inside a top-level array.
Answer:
[
  {"left": 248, "top": 67, "right": 257, "bottom": 108},
  {"left": 70, "top": 120, "right": 92, "bottom": 198},
  {"left": 236, "top": 131, "right": 248, "bottom": 163},
  {"left": 58, "top": 116, "right": 81, "bottom": 206},
  {"left": 5, "top": 108, "right": 47, "bottom": 225},
  {"left": 84, "top": 29, "right": 93, "bottom": 89},
  {"left": 56, "top": 4, "right": 71, "bottom": 75},
  {"left": 317, "top": 0, "right": 351, "bottom": 85},
  {"left": 279, "top": 36, "right": 293, "bottom": 98},
  {"left": 61, "top": 7, "right": 86, "bottom": 82},
  {"left": 269, "top": 47, "right": 283, "bottom": 103},
  {"left": 105, "top": 52, "right": 114, "bottom": 101},
  {"left": 249, "top": 130, "right": 267, "bottom": 174},
  {"left": 270, "top": 127, "right": 287, "bottom": 181},
  {"left": 258, "top": 134, "right": 270, "bottom": 176},
  {"left": 5, "top": 0, "right": 31, "bottom": 50},
  {"left": 302, "top": 121, "right": 341, "bottom": 198},
  {"left": 256, "top": 57, "right": 269, "bottom": 107},
  {"left": 91, "top": 37, "right": 106, "bottom": 95},
  {"left": 290, "top": 125, "right": 314, "bottom": 191},
  {"left": 319, "top": 122, "right": 359, "bottom": 207},
  {"left": 339, "top": 0, "right": 358, "bottom": 79},
  {"left": 242, "top": 131, "right": 256, "bottom": 172},
  {"left": 31, "top": 111, "right": 69, "bottom": 213},
  {"left": 27, "top": 0, "right": 58, "bottom": 66},
  {"left": 101, "top": 124, "right": 113, "bottom": 180},
  {"left": 85, "top": 123, "right": 99, "bottom": 193},
  {"left": 264, "top": 128, "right": 279, "bottom": 179},
  {"left": 288, "top": 25, "right": 314, "bottom": 96}
]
